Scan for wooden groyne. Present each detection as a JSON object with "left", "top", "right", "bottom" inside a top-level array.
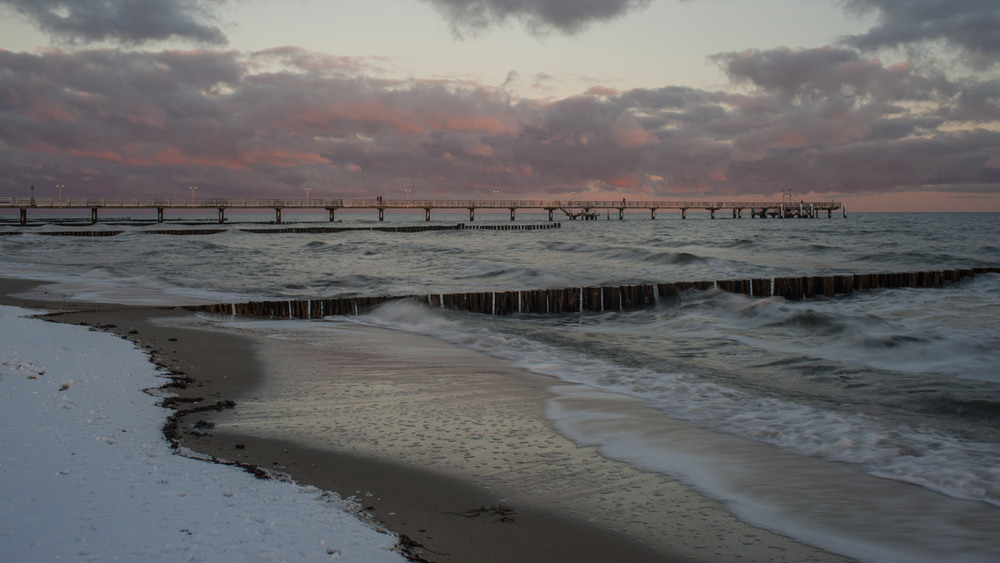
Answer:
[
  {"left": 36, "top": 230, "right": 125, "bottom": 237},
  {"left": 0, "top": 222, "right": 560, "bottom": 237},
  {"left": 461, "top": 223, "right": 561, "bottom": 231},
  {"left": 185, "top": 267, "right": 1000, "bottom": 319},
  {"left": 239, "top": 222, "right": 559, "bottom": 234}
]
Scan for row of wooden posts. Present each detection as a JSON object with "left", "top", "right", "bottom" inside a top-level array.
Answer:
[
  {"left": 185, "top": 267, "right": 999, "bottom": 319},
  {"left": 5, "top": 222, "right": 562, "bottom": 237}
]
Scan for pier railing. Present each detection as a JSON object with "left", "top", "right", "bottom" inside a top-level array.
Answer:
[{"left": 1, "top": 196, "right": 841, "bottom": 210}]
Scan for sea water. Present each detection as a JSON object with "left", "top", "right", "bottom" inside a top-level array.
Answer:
[{"left": 3, "top": 211, "right": 999, "bottom": 561}]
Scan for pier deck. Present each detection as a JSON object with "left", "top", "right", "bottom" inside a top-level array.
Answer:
[{"left": 1, "top": 197, "right": 843, "bottom": 225}]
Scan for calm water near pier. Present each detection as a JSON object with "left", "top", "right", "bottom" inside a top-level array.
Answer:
[{"left": 3, "top": 211, "right": 999, "bottom": 561}]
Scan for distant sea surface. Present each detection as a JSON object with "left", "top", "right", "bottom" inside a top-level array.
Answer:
[{"left": 4, "top": 210, "right": 999, "bottom": 562}]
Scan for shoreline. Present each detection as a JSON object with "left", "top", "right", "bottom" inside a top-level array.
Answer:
[{"left": 1, "top": 277, "right": 850, "bottom": 562}]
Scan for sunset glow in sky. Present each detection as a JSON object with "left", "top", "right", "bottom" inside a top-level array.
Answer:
[{"left": 1, "top": 0, "right": 998, "bottom": 211}]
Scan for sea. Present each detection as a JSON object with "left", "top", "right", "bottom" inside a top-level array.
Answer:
[{"left": 3, "top": 209, "right": 999, "bottom": 562}]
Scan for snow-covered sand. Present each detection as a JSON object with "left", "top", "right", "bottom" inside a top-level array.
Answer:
[{"left": 0, "top": 304, "right": 405, "bottom": 562}]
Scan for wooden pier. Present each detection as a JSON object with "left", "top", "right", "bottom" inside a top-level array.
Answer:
[{"left": 1, "top": 196, "right": 844, "bottom": 225}]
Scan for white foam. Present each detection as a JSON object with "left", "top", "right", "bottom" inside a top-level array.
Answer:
[{"left": 544, "top": 385, "right": 1000, "bottom": 563}]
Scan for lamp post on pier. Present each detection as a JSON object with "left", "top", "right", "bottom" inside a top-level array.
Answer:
[
  {"left": 189, "top": 185, "right": 197, "bottom": 203},
  {"left": 305, "top": 186, "right": 311, "bottom": 204},
  {"left": 405, "top": 187, "right": 411, "bottom": 208},
  {"left": 56, "top": 184, "right": 64, "bottom": 201}
]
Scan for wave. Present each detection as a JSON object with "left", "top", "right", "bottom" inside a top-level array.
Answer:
[
  {"left": 917, "top": 397, "right": 1000, "bottom": 426},
  {"left": 345, "top": 298, "right": 1000, "bottom": 510}
]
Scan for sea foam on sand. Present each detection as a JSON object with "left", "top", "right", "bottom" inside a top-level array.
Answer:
[{"left": 0, "top": 304, "right": 405, "bottom": 562}]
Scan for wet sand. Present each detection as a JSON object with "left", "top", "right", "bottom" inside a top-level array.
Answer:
[{"left": 2, "top": 278, "right": 851, "bottom": 562}]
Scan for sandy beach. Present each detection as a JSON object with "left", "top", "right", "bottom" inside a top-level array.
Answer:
[{"left": 2, "top": 278, "right": 851, "bottom": 562}]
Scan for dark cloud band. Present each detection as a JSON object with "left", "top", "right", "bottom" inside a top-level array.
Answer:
[
  {"left": 422, "top": 0, "right": 652, "bottom": 35},
  {"left": 841, "top": 0, "right": 1000, "bottom": 60},
  {"left": 0, "top": 0, "right": 227, "bottom": 45}
]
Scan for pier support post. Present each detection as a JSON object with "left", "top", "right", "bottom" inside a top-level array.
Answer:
[
  {"left": 218, "top": 208, "right": 225, "bottom": 224},
  {"left": 19, "top": 208, "right": 26, "bottom": 225},
  {"left": 650, "top": 208, "right": 656, "bottom": 220},
  {"left": 733, "top": 208, "right": 737, "bottom": 219},
  {"left": 274, "top": 208, "right": 282, "bottom": 224},
  {"left": 510, "top": 208, "right": 515, "bottom": 221},
  {"left": 548, "top": 209, "right": 553, "bottom": 221},
  {"left": 425, "top": 208, "right": 431, "bottom": 221},
  {"left": 619, "top": 207, "right": 624, "bottom": 220},
  {"left": 157, "top": 208, "right": 164, "bottom": 223},
  {"left": 469, "top": 208, "right": 475, "bottom": 221},
  {"left": 681, "top": 209, "right": 686, "bottom": 220},
  {"left": 91, "top": 208, "right": 98, "bottom": 224},
  {"left": 328, "top": 208, "right": 336, "bottom": 222},
  {"left": 378, "top": 207, "right": 384, "bottom": 221},
  {"left": 711, "top": 209, "right": 715, "bottom": 219}
]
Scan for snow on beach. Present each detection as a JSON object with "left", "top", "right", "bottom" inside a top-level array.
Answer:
[{"left": 0, "top": 305, "right": 405, "bottom": 562}]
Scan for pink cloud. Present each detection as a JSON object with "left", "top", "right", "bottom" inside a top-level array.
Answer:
[
  {"left": 0, "top": 45, "right": 997, "bottom": 210},
  {"left": 24, "top": 102, "right": 77, "bottom": 123}
]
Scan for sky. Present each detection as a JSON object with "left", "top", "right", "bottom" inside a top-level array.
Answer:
[{"left": 0, "top": 0, "right": 997, "bottom": 211}]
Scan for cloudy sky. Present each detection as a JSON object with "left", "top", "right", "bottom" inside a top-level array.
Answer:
[{"left": 1, "top": 0, "right": 997, "bottom": 211}]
